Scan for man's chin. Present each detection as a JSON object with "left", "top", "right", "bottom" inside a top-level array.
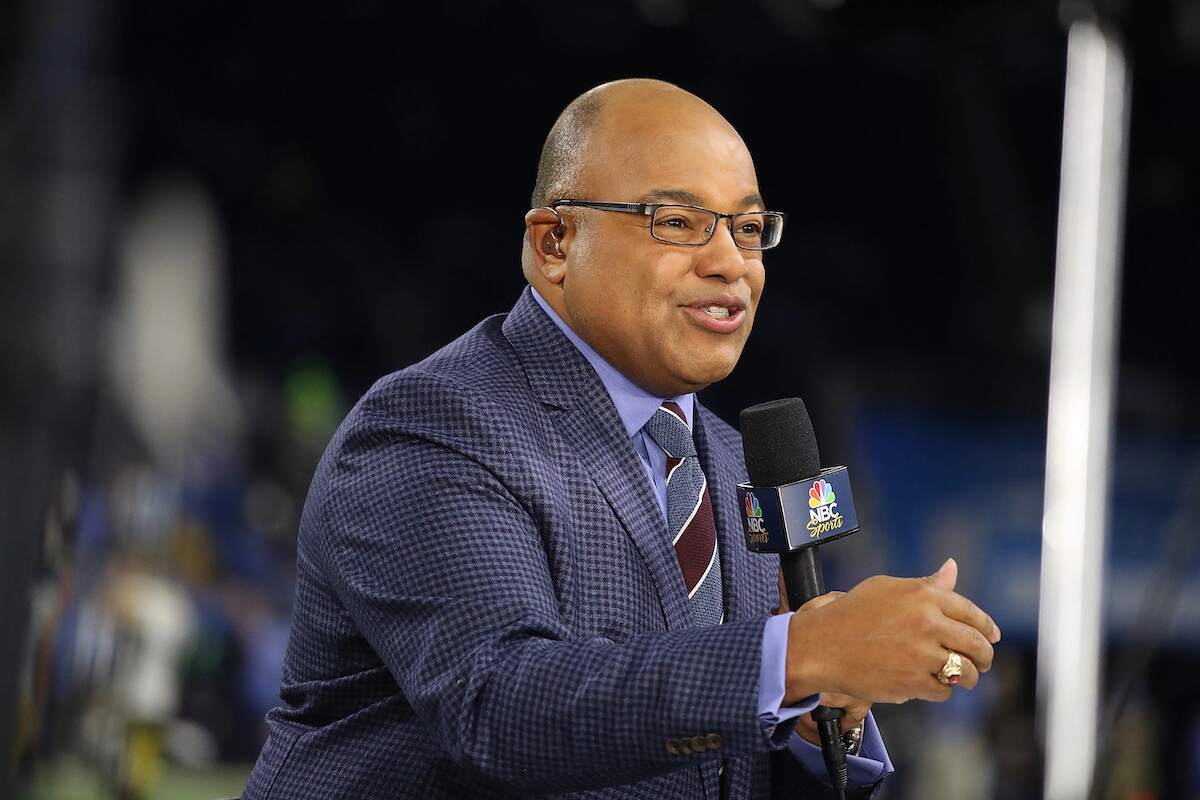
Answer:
[{"left": 671, "top": 355, "right": 740, "bottom": 393}]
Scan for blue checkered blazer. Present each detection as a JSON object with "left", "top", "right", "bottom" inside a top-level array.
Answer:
[{"left": 244, "top": 288, "right": 879, "bottom": 799}]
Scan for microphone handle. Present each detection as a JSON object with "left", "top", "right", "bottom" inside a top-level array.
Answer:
[
  {"left": 780, "top": 546, "right": 849, "bottom": 790},
  {"left": 780, "top": 547, "right": 824, "bottom": 614}
]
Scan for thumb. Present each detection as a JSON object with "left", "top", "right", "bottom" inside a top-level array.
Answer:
[{"left": 926, "top": 557, "right": 958, "bottom": 592}]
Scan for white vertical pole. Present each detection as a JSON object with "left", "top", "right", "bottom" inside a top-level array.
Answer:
[{"left": 1037, "top": 16, "right": 1130, "bottom": 800}]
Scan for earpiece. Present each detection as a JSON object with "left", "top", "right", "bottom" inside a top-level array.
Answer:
[
  {"left": 536, "top": 208, "right": 566, "bottom": 258},
  {"left": 543, "top": 227, "right": 564, "bottom": 258}
]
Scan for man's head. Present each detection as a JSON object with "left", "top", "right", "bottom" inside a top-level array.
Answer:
[{"left": 523, "top": 79, "right": 771, "bottom": 398}]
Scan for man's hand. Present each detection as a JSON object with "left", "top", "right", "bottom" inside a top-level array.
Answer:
[
  {"left": 784, "top": 558, "right": 1001, "bottom": 705},
  {"left": 789, "top": 592, "right": 873, "bottom": 746}
]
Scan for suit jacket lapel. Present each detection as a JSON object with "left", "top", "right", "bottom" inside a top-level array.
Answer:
[{"left": 502, "top": 288, "right": 691, "bottom": 631}]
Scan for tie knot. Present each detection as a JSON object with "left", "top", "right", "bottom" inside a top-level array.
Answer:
[{"left": 642, "top": 402, "right": 697, "bottom": 460}]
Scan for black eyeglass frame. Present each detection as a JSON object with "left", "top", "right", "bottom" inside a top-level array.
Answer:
[{"left": 550, "top": 199, "right": 786, "bottom": 251}]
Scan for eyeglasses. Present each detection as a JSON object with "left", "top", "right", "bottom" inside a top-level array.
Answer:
[{"left": 551, "top": 199, "right": 785, "bottom": 250}]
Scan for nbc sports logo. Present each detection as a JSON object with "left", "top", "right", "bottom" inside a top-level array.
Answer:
[
  {"left": 744, "top": 492, "right": 768, "bottom": 543},
  {"left": 806, "top": 478, "right": 843, "bottom": 537}
]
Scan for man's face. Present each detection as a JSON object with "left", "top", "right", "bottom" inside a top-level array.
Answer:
[{"left": 557, "top": 98, "right": 767, "bottom": 398}]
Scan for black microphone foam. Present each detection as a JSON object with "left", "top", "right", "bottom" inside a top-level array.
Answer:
[{"left": 740, "top": 397, "right": 821, "bottom": 486}]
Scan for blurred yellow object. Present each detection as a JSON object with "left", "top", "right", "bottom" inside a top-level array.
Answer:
[
  {"left": 123, "top": 722, "right": 162, "bottom": 798},
  {"left": 170, "top": 520, "right": 220, "bottom": 587}
]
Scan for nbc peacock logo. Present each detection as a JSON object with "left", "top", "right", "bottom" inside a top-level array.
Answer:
[
  {"left": 744, "top": 491, "right": 768, "bottom": 543},
  {"left": 806, "top": 478, "right": 843, "bottom": 538},
  {"left": 808, "top": 479, "right": 836, "bottom": 508},
  {"left": 744, "top": 493, "right": 763, "bottom": 518}
]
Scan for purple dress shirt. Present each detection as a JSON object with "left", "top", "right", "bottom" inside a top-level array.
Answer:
[{"left": 530, "top": 288, "right": 891, "bottom": 785}]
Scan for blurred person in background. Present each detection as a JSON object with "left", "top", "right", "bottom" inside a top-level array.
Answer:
[{"left": 14, "top": 178, "right": 304, "bottom": 799}]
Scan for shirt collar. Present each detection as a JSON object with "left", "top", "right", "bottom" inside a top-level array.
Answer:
[{"left": 530, "top": 287, "right": 694, "bottom": 438}]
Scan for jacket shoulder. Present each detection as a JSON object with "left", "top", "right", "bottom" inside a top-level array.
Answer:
[
  {"left": 357, "top": 313, "right": 534, "bottom": 423},
  {"left": 306, "top": 313, "right": 547, "bottom": 525}
]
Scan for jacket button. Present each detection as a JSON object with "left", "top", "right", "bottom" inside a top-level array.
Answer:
[
  {"left": 691, "top": 735, "right": 708, "bottom": 752},
  {"left": 706, "top": 733, "right": 723, "bottom": 750},
  {"left": 666, "top": 738, "right": 680, "bottom": 754},
  {"left": 678, "top": 738, "right": 694, "bottom": 754}
]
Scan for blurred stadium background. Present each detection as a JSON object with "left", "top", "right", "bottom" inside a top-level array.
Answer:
[{"left": 2, "top": 1, "right": 1198, "bottom": 798}]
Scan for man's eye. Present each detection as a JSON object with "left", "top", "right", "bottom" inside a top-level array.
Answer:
[
  {"left": 738, "top": 221, "right": 763, "bottom": 234},
  {"left": 656, "top": 216, "right": 691, "bottom": 229}
]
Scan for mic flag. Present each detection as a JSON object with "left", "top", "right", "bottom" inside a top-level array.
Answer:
[{"left": 736, "top": 467, "right": 861, "bottom": 553}]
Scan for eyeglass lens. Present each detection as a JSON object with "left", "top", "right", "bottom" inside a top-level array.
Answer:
[{"left": 649, "top": 206, "right": 782, "bottom": 249}]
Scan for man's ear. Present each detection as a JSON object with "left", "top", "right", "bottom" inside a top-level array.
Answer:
[{"left": 524, "top": 207, "right": 568, "bottom": 284}]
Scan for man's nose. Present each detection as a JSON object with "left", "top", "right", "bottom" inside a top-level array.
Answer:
[{"left": 695, "top": 220, "right": 750, "bottom": 283}]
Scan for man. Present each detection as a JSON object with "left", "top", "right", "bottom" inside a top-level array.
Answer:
[{"left": 244, "top": 79, "right": 1000, "bottom": 799}]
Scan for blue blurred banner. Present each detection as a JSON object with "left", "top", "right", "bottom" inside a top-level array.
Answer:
[{"left": 854, "top": 411, "right": 1200, "bottom": 644}]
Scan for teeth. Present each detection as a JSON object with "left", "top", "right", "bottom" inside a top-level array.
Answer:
[{"left": 704, "top": 305, "right": 731, "bottom": 319}]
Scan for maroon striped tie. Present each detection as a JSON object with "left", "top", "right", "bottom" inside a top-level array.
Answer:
[{"left": 642, "top": 402, "right": 723, "bottom": 625}]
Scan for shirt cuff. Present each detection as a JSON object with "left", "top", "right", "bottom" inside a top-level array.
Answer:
[
  {"left": 787, "top": 711, "right": 894, "bottom": 786},
  {"left": 758, "top": 614, "right": 894, "bottom": 785},
  {"left": 757, "top": 613, "right": 818, "bottom": 746}
]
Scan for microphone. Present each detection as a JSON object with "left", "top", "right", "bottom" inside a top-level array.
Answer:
[{"left": 738, "top": 397, "right": 862, "bottom": 794}]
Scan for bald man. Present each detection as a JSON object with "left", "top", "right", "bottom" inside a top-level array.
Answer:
[{"left": 244, "top": 80, "right": 999, "bottom": 800}]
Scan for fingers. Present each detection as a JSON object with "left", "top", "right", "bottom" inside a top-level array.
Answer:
[
  {"left": 940, "top": 648, "right": 981, "bottom": 690},
  {"left": 938, "top": 590, "right": 1000, "bottom": 644},
  {"left": 936, "top": 617, "right": 995, "bottom": 675},
  {"left": 917, "top": 674, "right": 955, "bottom": 703},
  {"left": 923, "top": 557, "right": 1002, "bottom": 642},
  {"left": 798, "top": 591, "right": 845, "bottom": 614},
  {"left": 817, "top": 692, "right": 858, "bottom": 709},
  {"left": 838, "top": 700, "right": 871, "bottom": 732},
  {"left": 777, "top": 571, "right": 847, "bottom": 614},
  {"left": 813, "top": 693, "right": 872, "bottom": 733},
  {"left": 923, "top": 561, "right": 1000, "bottom": 690},
  {"left": 955, "top": 652, "right": 981, "bottom": 690},
  {"left": 817, "top": 692, "right": 869, "bottom": 716}
]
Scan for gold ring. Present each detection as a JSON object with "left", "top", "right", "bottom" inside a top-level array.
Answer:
[{"left": 937, "top": 651, "right": 963, "bottom": 686}]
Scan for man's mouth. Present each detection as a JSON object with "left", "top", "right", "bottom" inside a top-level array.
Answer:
[
  {"left": 681, "top": 297, "right": 749, "bottom": 333},
  {"left": 701, "top": 305, "right": 732, "bottom": 320}
]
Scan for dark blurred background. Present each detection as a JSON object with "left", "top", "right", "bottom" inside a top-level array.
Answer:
[{"left": 2, "top": 0, "right": 1198, "bottom": 798}]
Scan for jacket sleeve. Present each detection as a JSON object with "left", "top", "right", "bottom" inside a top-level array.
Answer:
[{"left": 315, "top": 376, "right": 787, "bottom": 794}]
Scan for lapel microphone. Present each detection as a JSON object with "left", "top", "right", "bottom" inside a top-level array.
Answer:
[{"left": 738, "top": 397, "right": 863, "bottom": 795}]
